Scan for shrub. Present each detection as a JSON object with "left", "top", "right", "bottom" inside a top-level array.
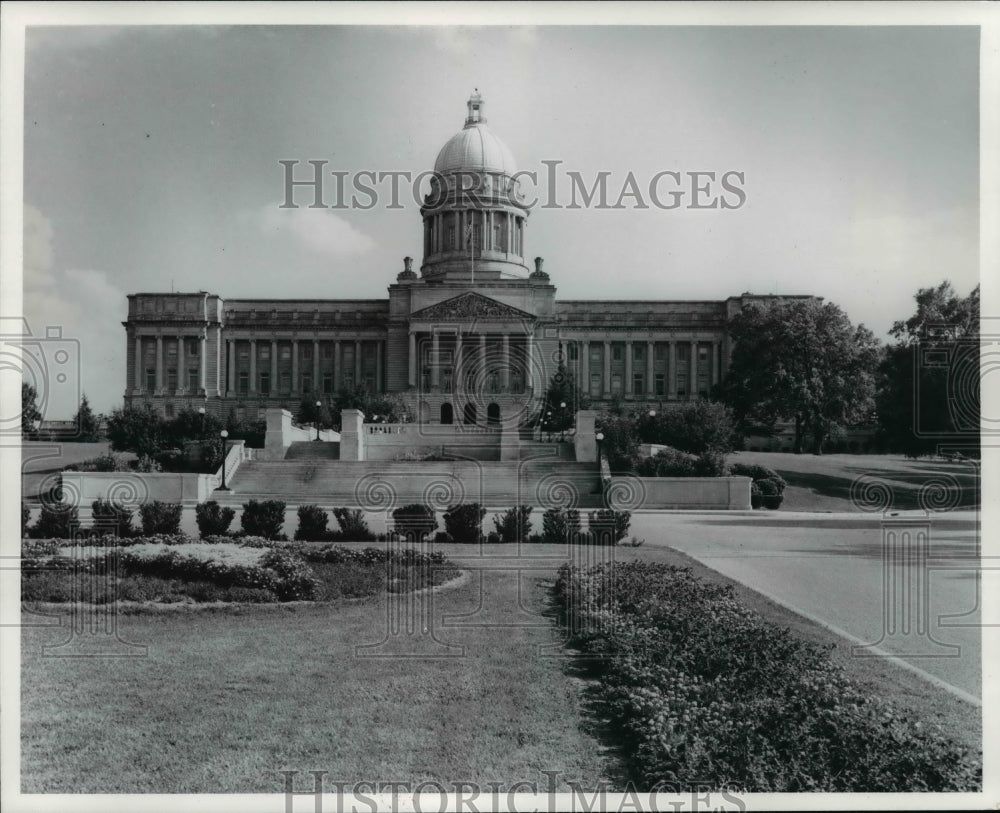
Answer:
[
  {"left": 332, "top": 507, "right": 375, "bottom": 541},
  {"left": 587, "top": 509, "right": 631, "bottom": 542},
  {"left": 21, "top": 503, "right": 30, "bottom": 537},
  {"left": 295, "top": 504, "right": 329, "bottom": 541},
  {"left": 258, "top": 549, "right": 321, "bottom": 601},
  {"left": 32, "top": 504, "right": 78, "bottom": 539},
  {"left": 195, "top": 500, "right": 236, "bottom": 537},
  {"left": 443, "top": 503, "right": 486, "bottom": 544},
  {"left": 64, "top": 451, "right": 133, "bottom": 473},
  {"left": 541, "top": 508, "right": 581, "bottom": 544},
  {"left": 649, "top": 400, "right": 736, "bottom": 456},
  {"left": 493, "top": 506, "right": 533, "bottom": 543},
  {"left": 694, "top": 451, "right": 729, "bottom": 477},
  {"left": 555, "top": 561, "right": 980, "bottom": 792},
  {"left": 138, "top": 501, "right": 182, "bottom": 535},
  {"left": 757, "top": 477, "right": 784, "bottom": 509},
  {"left": 91, "top": 499, "right": 134, "bottom": 537},
  {"left": 240, "top": 499, "right": 286, "bottom": 539},
  {"left": 636, "top": 446, "right": 699, "bottom": 477},
  {"left": 750, "top": 481, "right": 763, "bottom": 509},
  {"left": 485, "top": 532, "right": 501, "bottom": 544},
  {"left": 433, "top": 531, "right": 454, "bottom": 545},
  {"left": 596, "top": 415, "right": 640, "bottom": 471},
  {"left": 134, "top": 454, "right": 162, "bottom": 473},
  {"left": 391, "top": 503, "right": 437, "bottom": 538},
  {"left": 728, "top": 463, "right": 787, "bottom": 494}
]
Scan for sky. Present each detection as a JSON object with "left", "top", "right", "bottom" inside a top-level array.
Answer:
[{"left": 16, "top": 23, "right": 983, "bottom": 417}]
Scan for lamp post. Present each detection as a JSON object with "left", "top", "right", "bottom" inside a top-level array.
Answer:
[
  {"left": 217, "top": 429, "right": 230, "bottom": 491},
  {"left": 559, "top": 401, "right": 567, "bottom": 441},
  {"left": 595, "top": 431, "right": 604, "bottom": 472},
  {"left": 31, "top": 418, "right": 41, "bottom": 440},
  {"left": 198, "top": 406, "right": 206, "bottom": 437},
  {"left": 314, "top": 400, "right": 322, "bottom": 441}
]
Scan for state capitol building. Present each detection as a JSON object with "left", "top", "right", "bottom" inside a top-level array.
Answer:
[{"left": 123, "top": 92, "right": 811, "bottom": 425}]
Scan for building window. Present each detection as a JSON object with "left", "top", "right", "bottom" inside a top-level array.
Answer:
[
  {"left": 590, "top": 346, "right": 601, "bottom": 364},
  {"left": 322, "top": 374, "right": 333, "bottom": 394},
  {"left": 323, "top": 343, "right": 333, "bottom": 359},
  {"left": 280, "top": 373, "right": 291, "bottom": 394},
  {"left": 655, "top": 343, "right": 667, "bottom": 362},
  {"left": 676, "top": 375, "right": 687, "bottom": 399},
  {"left": 166, "top": 368, "right": 177, "bottom": 390},
  {"left": 590, "top": 373, "right": 602, "bottom": 398},
  {"left": 187, "top": 339, "right": 199, "bottom": 356},
  {"left": 655, "top": 374, "right": 665, "bottom": 396},
  {"left": 260, "top": 345, "right": 270, "bottom": 360},
  {"left": 166, "top": 341, "right": 177, "bottom": 358},
  {"left": 145, "top": 368, "right": 156, "bottom": 390},
  {"left": 301, "top": 374, "right": 312, "bottom": 392},
  {"left": 260, "top": 372, "right": 270, "bottom": 395},
  {"left": 633, "top": 344, "right": 644, "bottom": 361},
  {"left": 698, "top": 377, "right": 710, "bottom": 397},
  {"left": 343, "top": 373, "right": 355, "bottom": 390},
  {"left": 632, "top": 373, "right": 644, "bottom": 395},
  {"left": 238, "top": 372, "right": 249, "bottom": 394},
  {"left": 164, "top": 402, "right": 174, "bottom": 418},
  {"left": 611, "top": 374, "right": 623, "bottom": 395},
  {"left": 302, "top": 344, "right": 312, "bottom": 360},
  {"left": 567, "top": 343, "right": 578, "bottom": 362},
  {"left": 612, "top": 345, "right": 623, "bottom": 362},
  {"left": 280, "top": 346, "right": 291, "bottom": 361},
  {"left": 239, "top": 346, "right": 249, "bottom": 361},
  {"left": 188, "top": 368, "right": 199, "bottom": 389}
]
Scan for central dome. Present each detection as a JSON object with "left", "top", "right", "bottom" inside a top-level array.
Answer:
[{"left": 433, "top": 91, "right": 517, "bottom": 176}]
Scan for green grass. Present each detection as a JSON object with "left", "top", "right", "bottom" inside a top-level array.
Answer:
[
  {"left": 730, "top": 452, "right": 980, "bottom": 512},
  {"left": 21, "top": 567, "right": 613, "bottom": 793}
]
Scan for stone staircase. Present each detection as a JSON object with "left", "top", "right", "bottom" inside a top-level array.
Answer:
[
  {"left": 284, "top": 441, "right": 340, "bottom": 460},
  {"left": 221, "top": 458, "right": 603, "bottom": 508}
]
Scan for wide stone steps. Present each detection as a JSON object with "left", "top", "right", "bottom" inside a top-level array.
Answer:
[
  {"left": 222, "top": 460, "right": 603, "bottom": 508},
  {"left": 284, "top": 441, "right": 341, "bottom": 460}
]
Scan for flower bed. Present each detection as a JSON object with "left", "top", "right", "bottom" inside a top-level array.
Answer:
[{"left": 554, "top": 561, "right": 980, "bottom": 792}]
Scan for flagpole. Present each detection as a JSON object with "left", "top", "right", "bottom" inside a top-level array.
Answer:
[{"left": 470, "top": 219, "right": 475, "bottom": 285}]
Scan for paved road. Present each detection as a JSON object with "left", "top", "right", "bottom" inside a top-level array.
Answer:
[{"left": 628, "top": 510, "right": 983, "bottom": 702}]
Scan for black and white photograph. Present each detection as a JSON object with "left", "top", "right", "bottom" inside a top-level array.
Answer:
[{"left": 2, "top": 3, "right": 997, "bottom": 811}]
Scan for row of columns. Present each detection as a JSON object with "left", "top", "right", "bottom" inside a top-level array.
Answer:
[
  {"left": 225, "top": 338, "right": 384, "bottom": 396},
  {"left": 426, "top": 209, "right": 524, "bottom": 257},
  {"left": 578, "top": 339, "right": 722, "bottom": 400},
  {"left": 133, "top": 333, "right": 206, "bottom": 393},
  {"left": 407, "top": 330, "right": 533, "bottom": 390}
]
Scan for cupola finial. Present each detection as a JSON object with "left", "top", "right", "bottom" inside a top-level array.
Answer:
[{"left": 465, "top": 89, "right": 486, "bottom": 127}]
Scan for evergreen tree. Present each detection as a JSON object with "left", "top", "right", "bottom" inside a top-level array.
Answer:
[
  {"left": 21, "top": 382, "right": 41, "bottom": 438},
  {"left": 72, "top": 394, "right": 102, "bottom": 441}
]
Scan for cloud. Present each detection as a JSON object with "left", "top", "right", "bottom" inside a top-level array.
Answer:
[
  {"left": 258, "top": 206, "right": 375, "bottom": 258},
  {"left": 22, "top": 204, "right": 126, "bottom": 418}
]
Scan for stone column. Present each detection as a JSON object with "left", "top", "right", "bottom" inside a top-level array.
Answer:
[
  {"left": 355, "top": 340, "right": 362, "bottom": 386},
  {"left": 291, "top": 340, "right": 299, "bottom": 393},
  {"left": 690, "top": 341, "right": 698, "bottom": 400},
  {"left": 375, "top": 340, "right": 383, "bottom": 393},
  {"left": 199, "top": 334, "right": 207, "bottom": 391},
  {"left": 270, "top": 339, "right": 278, "bottom": 392},
  {"left": 155, "top": 335, "right": 163, "bottom": 392},
  {"left": 133, "top": 334, "right": 142, "bottom": 392},
  {"left": 313, "top": 340, "right": 320, "bottom": 390},
  {"left": 249, "top": 339, "right": 257, "bottom": 393},
  {"left": 334, "top": 340, "right": 342, "bottom": 390},
  {"left": 603, "top": 339, "right": 611, "bottom": 397},
  {"left": 408, "top": 330, "right": 416, "bottom": 388},
  {"left": 454, "top": 331, "right": 463, "bottom": 391},
  {"left": 227, "top": 340, "right": 235, "bottom": 394},
  {"left": 647, "top": 341, "right": 654, "bottom": 397},
  {"left": 431, "top": 333, "right": 440, "bottom": 389},
  {"left": 501, "top": 334, "right": 510, "bottom": 390},
  {"left": 479, "top": 333, "right": 487, "bottom": 376},
  {"left": 525, "top": 333, "right": 534, "bottom": 393},
  {"left": 624, "top": 340, "right": 633, "bottom": 397},
  {"left": 668, "top": 341, "right": 677, "bottom": 399},
  {"left": 712, "top": 341, "right": 720, "bottom": 385},
  {"left": 581, "top": 340, "right": 590, "bottom": 397},
  {"left": 177, "top": 335, "right": 185, "bottom": 393}
]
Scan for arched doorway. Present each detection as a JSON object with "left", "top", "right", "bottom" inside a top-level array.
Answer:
[
  {"left": 440, "top": 402, "right": 454, "bottom": 425},
  {"left": 487, "top": 402, "right": 500, "bottom": 426},
  {"left": 463, "top": 403, "right": 477, "bottom": 425}
]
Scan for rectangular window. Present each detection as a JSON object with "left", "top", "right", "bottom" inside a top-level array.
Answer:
[
  {"left": 238, "top": 372, "right": 249, "bottom": 395},
  {"left": 259, "top": 372, "right": 270, "bottom": 395},
  {"left": 612, "top": 345, "right": 623, "bottom": 362},
  {"left": 590, "top": 346, "right": 601, "bottom": 363},
  {"left": 239, "top": 346, "right": 249, "bottom": 361},
  {"left": 655, "top": 343, "right": 667, "bottom": 362},
  {"left": 280, "top": 346, "right": 291, "bottom": 361},
  {"left": 633, "top": 344, "right": 644, "bottom": 361},
  {"left": 145, "top": 368, "right": 156, "bottom": 390},
  {"left": 343, "top": 373, "right": 355, "bottom": 390},
  {"left": 699, "top": 346, "right": 709, "bottom": 361},
  {"left": 187, "top": 339, "right": 199, "bottom": 356},
  {"left": 655, "top": 374, "right": 666, "bottom": 396},
  {"left": 260, "top": 345, "right": 270, "bottom": 360},
  {"left": 567, "top": 343, "right": 578, "bottom": 362},
  {"left": 322, "top": 374, "right": 333, "bottom": 394},
  {"left": 302, "top": 345, "right": 312, "bottom": 360},
  {"left": 611, "top": 374, "right": 623, "bottom": 395},
  {"left": 632, "top": 373, "right": 644, "bottom": 395},
  {"left": 590, "top": 373, "right": 602, "bottom": 398},
  {"left": 188, "top": 368, "right": 199, "bottom": 389},
  {"left": 166, "top": 342, "right": 177, "bottom": 358},
  {"left": 280, "top": 373, "right": 291, "bottom": 393},
  {"left": 676, "top": 375, "right": 687, "bottom": 399},
  {"left": 166, "top": 368, "right": 177, "bottom": 390},
  {"left": 301, "top": 374, "right": 312, "bottom": 392},
  {"left": 323, "top": 343, "right": 333, "bottom": 359}
]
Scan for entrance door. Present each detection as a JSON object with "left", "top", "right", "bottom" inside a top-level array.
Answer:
[
  {"left": 440, "top": 403, "right": 454, "bottom": 425},
  {"left": 487, "top": 402, "right": 500, "bottom": 426}
]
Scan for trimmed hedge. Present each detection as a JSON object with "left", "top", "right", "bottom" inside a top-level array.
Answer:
[
  {"left": 541, "top": 508, "right": 581, "bottom": 544},
  {"left": 138, "top": 501, "right": 182, "bottom": 535},
  {"left": 443, "top": 503, "right": 486, "bottom": 544},
  {"left": 391, "top": 503, "right": 437, "bottom": 537},
  {"left": 555, "top": 561, "right": 980, "bottom": 792},
  {"left": 195, "top": 500, "right": 236, "bottom": 537},
  {"left": 294, "top": 504, "right": 329, "bottom": 541},
  {"left": 493, "top": 506, "right": 533, "bottom": 543},
  {"left": 240, "top": 499, "right": 286, "bottom": 539}
]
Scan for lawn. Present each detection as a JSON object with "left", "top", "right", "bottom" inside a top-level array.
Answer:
[
  {"left": 21, "top": 561, "right": 614, "bottom": 793},
  {"left": 729, "top": 451, "right": 980, "bottom": 513}
]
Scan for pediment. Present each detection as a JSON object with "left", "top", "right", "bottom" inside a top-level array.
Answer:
[{"left": 410, "top": 292, "right": 535, "bottom": 322}]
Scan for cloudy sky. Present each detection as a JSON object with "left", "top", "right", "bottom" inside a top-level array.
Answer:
[{"left": 17, "top": 22, "right": 982, "bottom": 416}]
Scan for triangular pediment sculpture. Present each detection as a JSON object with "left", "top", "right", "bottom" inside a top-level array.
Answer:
[{"left": 410, "top": 292, "right": 535, "bottom": 321}]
